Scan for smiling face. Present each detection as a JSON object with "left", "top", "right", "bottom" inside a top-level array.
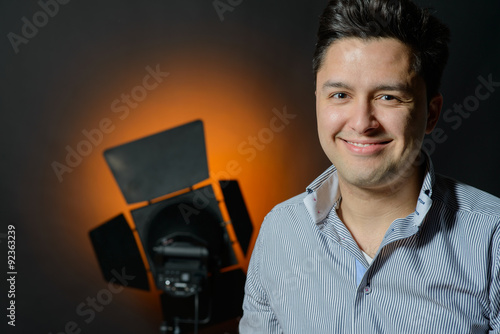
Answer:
[{"left": 316, "top": 37, "right": 442, "bottom": 191}]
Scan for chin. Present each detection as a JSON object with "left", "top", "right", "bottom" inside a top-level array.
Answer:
[{"left": 338, "top": 164, "right": 398, "bottom": 188}]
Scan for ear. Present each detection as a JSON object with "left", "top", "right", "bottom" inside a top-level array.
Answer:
[{"left": 425, "top": 94, "right": 443, "bottom": 134}]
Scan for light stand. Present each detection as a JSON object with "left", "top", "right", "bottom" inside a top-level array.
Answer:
[
  {"left": 153, "top": 234, "right": 209, "bottom": 334},
  {"left": 89, "top": 120, "right": 253, "bottom": 333}
]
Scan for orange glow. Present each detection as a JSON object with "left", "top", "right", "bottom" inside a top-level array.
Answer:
[{"left": 53, "top": 48, "right": 298, "bottom": 281}]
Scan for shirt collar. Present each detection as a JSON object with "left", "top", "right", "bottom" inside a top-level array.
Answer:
[{"left": 304, "top": 151, "right": 435, "bottom": 226}]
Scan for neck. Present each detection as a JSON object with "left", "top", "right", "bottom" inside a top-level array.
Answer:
[{"left": 336, "top": 164, "right": 424, "bottom": 256}]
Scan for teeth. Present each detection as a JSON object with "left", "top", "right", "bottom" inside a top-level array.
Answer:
[{"left": 347, "top": 141, "right": 375, "bottom": 147}]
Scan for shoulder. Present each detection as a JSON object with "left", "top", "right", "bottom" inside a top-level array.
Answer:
[
  {"left": 264, "top": 192, "right": 309, "bottom": 221},
  {"left": 270, "top": 192, "right": 308, "bottom": 211},
  {"left": 433, "top": 173, "right": 500, "bottom": 219},
  {"left": 257, "top": 192, "right": 310, "bottom": 233}
]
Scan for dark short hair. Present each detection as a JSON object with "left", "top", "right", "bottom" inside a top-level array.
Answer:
[{"left": 313, "top": 0, "right": 451, "bottom": 97}]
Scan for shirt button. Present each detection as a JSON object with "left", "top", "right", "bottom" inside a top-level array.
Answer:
[{"left": 364, "top": 286, "right": 372, "bottom": 295}]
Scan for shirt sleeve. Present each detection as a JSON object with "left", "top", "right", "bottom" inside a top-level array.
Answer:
[
  {"left": 490, "top": 221, "right": 500, "bottom": 333},
  {"left": 239, "top": 218, "right": 283, "bottom": 334}
]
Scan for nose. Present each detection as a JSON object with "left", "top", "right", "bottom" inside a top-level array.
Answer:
[{"left": 348, "top": 99, "right": 379, "bottom": 134}]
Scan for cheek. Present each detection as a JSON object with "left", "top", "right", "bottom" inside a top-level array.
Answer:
[
  {"left": 386, "top": 111, "right": 426, "bottom": 148},
  {"left": 405, "top": 110, "right": 428, "bottom": 138},
  {"left": 317, "top": 105, "right": 344, "bottom": 135}
]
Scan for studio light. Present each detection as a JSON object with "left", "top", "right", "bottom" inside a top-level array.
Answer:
[{"left": 89, "top": 120, "right": 253, "bottom": 334}]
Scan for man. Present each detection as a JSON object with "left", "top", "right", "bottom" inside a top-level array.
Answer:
[{"left": 239, "top": 0, "right": 500, "bottom": 333}]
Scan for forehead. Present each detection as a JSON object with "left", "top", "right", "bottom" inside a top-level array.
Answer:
[{"left": 317, "top": 37, "right": 417, "bottom": 87}]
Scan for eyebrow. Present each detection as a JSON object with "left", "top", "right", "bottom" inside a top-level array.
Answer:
[
  {"left": 321, "top": 81, "right": 411, "bottom": 94},
  {"left": 321, "top": 81, "right": 352, "bottom": 91},
  {"left": 373, "top": 83, "right": 411, "bottom": 94}
]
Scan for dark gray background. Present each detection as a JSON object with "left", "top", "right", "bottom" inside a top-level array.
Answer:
[{"left": 1, "top": 0, "right": 499, "bottom": 333}]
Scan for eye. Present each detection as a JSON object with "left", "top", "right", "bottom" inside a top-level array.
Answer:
[
  {"left": 380, "top": 95, "right": 399, "bottom": 101},
  {"left": 330, "top": 92, "right": 348, "bottom": 99}
]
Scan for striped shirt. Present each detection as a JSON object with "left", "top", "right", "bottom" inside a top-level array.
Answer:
[{"left": 239, "top": 155, "right": 500, "bottom": 333}]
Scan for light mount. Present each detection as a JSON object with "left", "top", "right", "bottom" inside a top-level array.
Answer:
[{"left": 89, "top": 120, "right": 254, "bottom": 334}]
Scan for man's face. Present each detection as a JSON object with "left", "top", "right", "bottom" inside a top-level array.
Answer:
[{"left": 316, "top": 37, "right": 441, "bottom": 190}]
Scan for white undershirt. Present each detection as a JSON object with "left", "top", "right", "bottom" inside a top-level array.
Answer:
[{"left": 362, "top": 251, "right": 374, "bottom": 265}]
